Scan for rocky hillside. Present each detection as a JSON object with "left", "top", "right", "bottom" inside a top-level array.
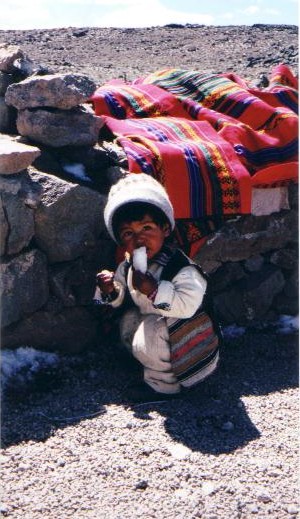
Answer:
[{"left": 0, "top": 24, "right": 298, "bottom": 86}]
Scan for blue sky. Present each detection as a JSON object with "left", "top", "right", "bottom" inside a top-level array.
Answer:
[{"left": 0, "top": 0, "right": 298, "bottom": 30}]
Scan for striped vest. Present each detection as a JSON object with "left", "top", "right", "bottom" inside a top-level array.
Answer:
[{"left": 161, "top": 250, "right": 222, "bottom": 388}]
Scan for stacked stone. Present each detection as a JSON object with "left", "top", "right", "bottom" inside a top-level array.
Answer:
[
  {"left": 0, "top": 47, "right": 117, "bottom": 352},
  {"left": 0, "top": 45, "right": 22, "bottom": 133},
  {"left": 0, "top": 46, "right": 298, "bottom": 353},
  {"left": 195, "top": 186, "right": 298, "bottom": 325}
]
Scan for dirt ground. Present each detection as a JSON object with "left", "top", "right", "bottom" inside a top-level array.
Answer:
[{"left": 0, "top": 23, "right": 299, "bottom": 519}]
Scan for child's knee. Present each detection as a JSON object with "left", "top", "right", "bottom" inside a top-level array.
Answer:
[
  {"left": 119, "top": 308, "right": 142, "bottom": 350},
  {"left": 132, "top": 315, "right": 170, "bottom": 367}
]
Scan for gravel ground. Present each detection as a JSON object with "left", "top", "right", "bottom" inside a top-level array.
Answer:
[
  {"left": 0, "top": 23, "right": 299, "bottom": 519},
  {"left": 1, "top": 326, "right": 299, "bottom": 519}
]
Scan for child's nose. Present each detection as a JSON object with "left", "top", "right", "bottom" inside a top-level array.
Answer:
[{"left": 134, "top": 231, "right": 145, "bottom": 247}]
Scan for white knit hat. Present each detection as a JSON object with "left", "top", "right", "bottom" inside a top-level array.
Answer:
[{"left": 104, "top": 173, "right": 175, "bottom": 243}]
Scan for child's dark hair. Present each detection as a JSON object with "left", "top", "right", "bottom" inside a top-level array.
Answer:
[{"left": 112, "top": 202, "right": 171, "bottom": 242}]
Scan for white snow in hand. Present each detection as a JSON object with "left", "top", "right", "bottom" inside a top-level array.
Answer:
[
  {"left": 1, "top": 347, "right": 59, "bottom": 390},
  {"left": 133, "top": 246, "right": 147, "bottom": 273}
]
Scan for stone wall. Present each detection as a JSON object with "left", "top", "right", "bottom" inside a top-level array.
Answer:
[{"left": 0, "top": 45, "right": 298, "bottom": 353}]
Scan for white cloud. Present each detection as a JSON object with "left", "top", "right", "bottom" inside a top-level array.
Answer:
[
  {"left": 220, "top": 12, "right": 235, "bottom": 21},
  {"left": 1, "top": 0, "right": 51, "bottom": 29},
  {"left": 264, "top": 8, "right": 280, "bottom": 16},
  {"left": 243, "top": 5, "right": 260, "bottom": 15},
  {"left": 95, "top": 0, "right": 213, "bottom": 27}
]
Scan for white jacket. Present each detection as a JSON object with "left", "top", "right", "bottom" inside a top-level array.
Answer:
[{"left": 107, "top": 259, "right": 207, "bottom": 322}]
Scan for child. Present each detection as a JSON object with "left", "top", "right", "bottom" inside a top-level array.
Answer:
[{"left": 95, "top": 173, "right": 221, "bottom": 402}]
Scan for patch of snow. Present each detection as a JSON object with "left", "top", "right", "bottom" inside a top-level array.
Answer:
[
  {"left": 222, "top": 324, "right": 246, "bottom": 339},
  {"left": 274, "top": 314, "right": 299, "bottom": 335},
  {"left": 63, "top": 162, "right": 91, "bottom": 182},
  {"left": 1, "top": 347, "right": 59, "bottom": 391}
]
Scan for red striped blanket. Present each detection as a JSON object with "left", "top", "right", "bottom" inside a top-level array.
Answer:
[{"left": 90, "top": 65, "right": 298, "bottom": 253}]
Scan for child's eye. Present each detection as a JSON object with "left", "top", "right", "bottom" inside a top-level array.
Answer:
[
  {"left": 143, "top": 225, "right": 153, "bottom": 231},
  {"left": 121, "top": 230, "right": 133, "bottom": 239}
]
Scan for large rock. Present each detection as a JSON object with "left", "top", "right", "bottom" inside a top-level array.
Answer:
[
  {"left": 16, "top": 106, "right": 104, "bottom": 147},
  {"left": 5, "top": 73, "right": 97, "bottom": 110},
  {"left": 195, "top": 210, "right": 298, "bottom": 271},
  {"left": 0, "top": 45, "right": 24, "bottom": 73},
  {"left": 0, "top": 196, "right": 9, "bottom": 256},
  {"left": 0, "top": 71, "right": 15, "bottom": 95},
  {"left": 0, "top": 171, "right": 41, "bottom": 256},
  {"left": 251, "top": 187, "right": 289, "bottom": 216},
  {"left": 0, "top": 137, "right": 41, "bottom": 174},
  {"left": 214, "top": 264, "right": 286, "bottom": 325},
  {"left": 29, "top": 168, "right": 107, "bottom": 262},
  {"left": 0, "top": 97, "right": 11, "bottom": 132},
  {"left": 48, "top": 238, "right": 116, "bottom": 308},
  {"left": 0, "top": 249, "right": 49, "bottom": 327},
  {"left": 1, "top": 307, "right": 100, "bottom": 353}
]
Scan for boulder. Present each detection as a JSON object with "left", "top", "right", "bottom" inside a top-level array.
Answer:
[
  {"left": 48, "top": 238, "right": 116, "bottom": 308},
  {"left": 0, "top": 196, "right": 8, "bottom": 256},
  {"left": 269, "top": 248, "right": 298, "bottom": 270},
  {"left": 16, "top": 106, "right": 104, "bottom": 147},
  {"left": 0, "top": 171, "right": 42, "bottom": 256},
  {"left": 194, "top": 210, "right": 298, "bottom": 270},
  {"left": 214, "top": 264, "right": 286, "bottom": 325},
  {"left": 0, "top": 98, "right": 17, "bottom": 133},
  {"left": 0, "top": 45, "right": 24, "bottom": 73},
  {"left": 0, "top": 249, "right": 49, "bottom": 327},
  {"left": 1, "top": 307, "right": 100, "bottom": 353},
  {"left": 29, "top": 168, "right": 107, "bottom": 262},
  {"left": 0, "top": 137, "right": 41, "bottom": 174},
  {"left": 5, "top": 73, "right": 97, "bottom": 110},
  {"left": 251, "top": 187, "right": 289, "bottom": 216},
  {"left": 0, "top": 71, "right": 15, "bottom": 95}
]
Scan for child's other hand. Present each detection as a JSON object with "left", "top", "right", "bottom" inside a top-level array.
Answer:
[
  {"left": 96, "top": 270, "right": 115, "bottom": 294},
  {"left": 132, "top": 269, "right": 157, "bottom": 296}
]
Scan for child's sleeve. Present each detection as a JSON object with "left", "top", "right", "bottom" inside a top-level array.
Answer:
[
  {"left": 151, "top": 266, "right": 207, "bottom": 318},
  {"left": 99, "top": 262, "right": 127, "bottom": 308}
]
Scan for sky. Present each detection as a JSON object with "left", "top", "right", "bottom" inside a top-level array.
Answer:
[{"left": 0, "top": 0, "right": 298, "bottom": 31}]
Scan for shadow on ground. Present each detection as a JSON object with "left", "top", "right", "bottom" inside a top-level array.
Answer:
[{"left": 1, "top": 327, "right": 298, "bottom": 455}]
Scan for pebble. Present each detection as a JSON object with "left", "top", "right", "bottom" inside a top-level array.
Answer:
[
  {"left": 257, "top": 490, "right": 272, "bottom": 503},
  {"left": 221, "top": 421, "right": 235, "bottom": 432},
  {"left": 202, "top": 481, "right": 216, "bottom": 496},
  {"left": 134, "top": 480, "right": 148, "bottom": 490},
  {"left": 56, "top": 458, "right": 66, "bottom": 467},
  {"left": 167, "top": 444, "right": 191, "bottom": 460},
  {"left": 0, "top": 504, "right": 8, "bottom": 514},
  {"left": 286, "top": 504, "right": 299, "bottom": 515}
]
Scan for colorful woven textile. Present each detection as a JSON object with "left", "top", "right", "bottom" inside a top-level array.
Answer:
[
  {"left": 90, "top": 65, "right": 298, "bottom": 251},
  {"left": 168, "top": 309, "right": 220, "bottom": 388}
]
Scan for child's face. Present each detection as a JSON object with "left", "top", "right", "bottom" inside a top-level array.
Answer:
[{"left": 118, "top": 213, "right": 170, "bottom": 260}]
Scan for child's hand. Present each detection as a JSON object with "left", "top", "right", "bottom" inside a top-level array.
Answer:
[
  {"left": 132, "top": 269, "right": 157, "bottom": 297},
  {"left": 96, "top": 270, "right": 115, "bottom": 295}
]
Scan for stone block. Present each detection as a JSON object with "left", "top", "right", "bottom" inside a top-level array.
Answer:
[
  {"left": 1, "top": 249, "right": 49, "bottom": 327},
  {"left": 2, "top": 307, "right": 100, "bottom": 353},
  {"left": 30, "top": 169, "right": 107, "bottom": 262},
  {"left": 214, "top": 265, "right": 285, "bottom": 325},
  {"left": 16, "top": 106, "right": 104, "bottom": 147},
  {"left": 0, "top": 172, "right": 42, "bottom": 255},
  {"left": 5, "top": 73, "right": 97, "bottom": 110},
  {"left": 0, "top": 137, "right": 40, "bottom": 174}
]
